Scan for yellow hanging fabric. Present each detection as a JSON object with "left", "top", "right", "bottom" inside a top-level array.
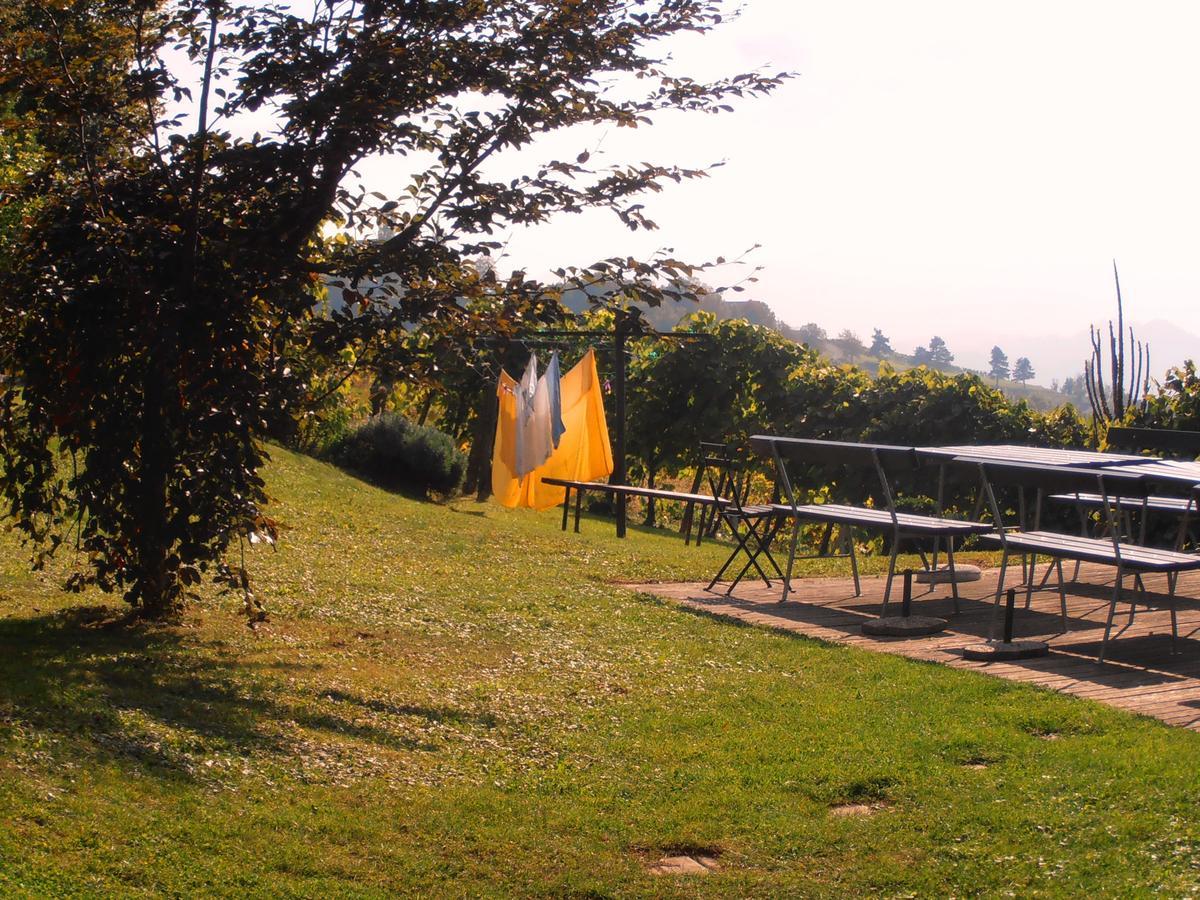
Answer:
[
  {"left": 491, "top": 348, "right": 613, "bottom": 510},
  {"left": 491, "top": 369, "right": 523, "bottom": 507}
]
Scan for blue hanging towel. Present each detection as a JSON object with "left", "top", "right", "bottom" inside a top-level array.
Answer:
[{"left": 546, "top": 350, "right": 566, "bottom": 448}]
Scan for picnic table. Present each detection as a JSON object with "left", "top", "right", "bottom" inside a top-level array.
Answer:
[{"left": 733, "top": 437, "right": 1200, "bottom": 663}]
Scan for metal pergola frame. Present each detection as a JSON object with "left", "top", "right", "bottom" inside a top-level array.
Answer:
[{"left": 488, "top": 309, "right": 713, "bottom": 536}]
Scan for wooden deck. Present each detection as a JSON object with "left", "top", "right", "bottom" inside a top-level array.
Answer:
[{"left": 627, "top": 563, "right": 1200, "bottom": 730}]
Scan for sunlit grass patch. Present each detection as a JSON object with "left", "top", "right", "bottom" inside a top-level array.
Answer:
[{"left": 0, "top": 446, "right": 1199, "bottom": 895}]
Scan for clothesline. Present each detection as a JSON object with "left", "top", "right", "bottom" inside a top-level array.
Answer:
[{"left": 492, "top": 348, "right": 613, "bottom": 510}]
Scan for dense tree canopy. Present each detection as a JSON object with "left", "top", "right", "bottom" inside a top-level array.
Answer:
[
  {"left": 1013, "top": 356, "right": 1035, "bottom": 384},
  {"left": 988, "top": 345, "right": 1009, "bottom": 382},
  {"left": 927, "top": 335, "right": 953, "bottom": 366},
  {"left": 625, "top": 311, "right": 807, "bottom": 520},
  {"left": 0, "top": 0, "right": 785, "bottom": 617},
  {"left": 868, "top": 328, "right": 892, "bottom": 356}
]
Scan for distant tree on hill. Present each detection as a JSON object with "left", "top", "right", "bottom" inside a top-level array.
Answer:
[
  {"left": 1013, "top": 357, "right": 1035, "bottom": 384},
  {"left": 988, "top": 346, "right": 1010, "bottom": 383},
  {"left": 797, "top": 322, "right": 827, "bottom": 346},
  {"left": 868, "top": 328, "right": 893, "bottom": 356},
  {"left": 1057, "top": 373, "right": 1090, "bottom": 408},
  {"left": 836, "top": 329, "right": 865, "bottom": 354},
  {"left": 912, "top": 345, "right": 933, "bottom": 365},
  {"left": 927, "top": 336, "right": 954, "bottom": 366}
]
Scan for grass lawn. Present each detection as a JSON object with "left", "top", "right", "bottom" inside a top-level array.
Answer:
[{"left": 2, "top": 447, "right": 1200, "bottom": 896}]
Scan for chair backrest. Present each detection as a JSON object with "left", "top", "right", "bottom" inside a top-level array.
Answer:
[{"left": 1107, "top": 426, "right": 1200, "bottom": 459}]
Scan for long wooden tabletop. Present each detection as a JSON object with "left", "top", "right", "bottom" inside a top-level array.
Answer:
[{"left": 917, "top": 443, "right": 1148, "bottom": 467}]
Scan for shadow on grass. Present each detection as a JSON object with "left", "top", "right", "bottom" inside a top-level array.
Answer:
[
  {"left": 0, "top": 606, "right": 446, "bottom": 782},
  {"left": 321, "top": 688, "right": 498, "bottom": 729}
]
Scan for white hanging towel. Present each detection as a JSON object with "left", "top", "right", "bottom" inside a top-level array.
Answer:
[
  {"left": 514, "top": 353, "right": 553, "bottom": 477},
  {"left": 546, "top": 350, "right": 566, "bottom": 448}
]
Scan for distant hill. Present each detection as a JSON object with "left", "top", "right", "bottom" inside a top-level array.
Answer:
[
  {"left": 560, "top": 289, "right": 1076, "bottom": 412},
  {"left": 813, "top": 340, "right": 1070, "bottom": 412}
]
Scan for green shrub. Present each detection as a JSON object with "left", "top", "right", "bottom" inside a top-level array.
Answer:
[
  {"left": 1136, "top": 360, "right": 1200, "bottom": 433},
  {"left": 328, "top": 414, "right": 466, "bottom": 497}
]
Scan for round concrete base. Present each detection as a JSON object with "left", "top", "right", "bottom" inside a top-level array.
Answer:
[
  {"left": 962, "top": 640, "right": 1049, "bottom": 661},
  {"left": 861, "top": 615, "right": 948, "bottom": 637},
  {"left": 915, "top": 564, "right": 982, "bottom": 585}
]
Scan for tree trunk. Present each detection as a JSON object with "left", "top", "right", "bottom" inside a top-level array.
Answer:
[
  {"left": 135, "top": 368, "right": 176, "bottom": 618},
  {"left": 368, "top": 373, "right": 393, "bottom": 417},
  {"left": 417, "top": 390, "right": 435, "bottom": 426},
  {"left": 643, "top": 460, "right": 657, "bottom": 526},
  {"left": 465, "top": 387, "right": 496, "bottom": 501}
]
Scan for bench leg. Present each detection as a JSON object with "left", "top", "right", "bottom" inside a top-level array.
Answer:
[
  {"left": 1024, "top": 554, "right": 1037, "bottom": 609},
  {"left": 990, "top": 550, "right": 1010, "bottom": 641},
  {"left": 1169, "top": 572, "right": 1180, "bottom": 654},
  {"left": 561, "top": 487, "right": 571, "bottom": 531},
  {"left": 945, "top": 538, "right": 960, "bottom": 613},
  {"left": 779, "top": 521, "right": 802, "bottom": 604},
  {"left": 1130, "top": 574, "right": 1145, "bottom": 628},
  {"left": 844, "top": 526, "right": 860, "bottom": 597},
  {"left": 1098, "top": 566, "right": 1124, "bottom": 664},
  {"left": 881, "top": 535, "right": 900, "bottom": 613},
  {"left": 1055, "top": 559, "right": 1069, "bottom": 633},
  {"left": 574, "top": 489, "right": 583, "bottom": 533}
]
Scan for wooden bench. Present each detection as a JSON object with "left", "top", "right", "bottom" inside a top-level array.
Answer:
[
  {"left": 1049, "top": 426, "right": 1200, "bottom": 547},
  {"left": 747, "top": 436, "right": 993, "bottom": 607},
  {"left": 953, "top": 456, "right": 1200, "bottom": 663},
  {"left": 1048, "top": 491, "right": 1196, "bottom": 550},
  {"left": 541, "top": 477, "right": 729, "bottom": 537}
]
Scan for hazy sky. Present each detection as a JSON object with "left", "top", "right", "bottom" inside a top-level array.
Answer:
[{"left": 353, "top": 1, "right": 1200, "bottom": 379}]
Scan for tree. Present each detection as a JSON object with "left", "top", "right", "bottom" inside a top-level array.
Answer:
[
  {"left": 0, "top": 0, "right": 786, "bottom": 618},
  {"left": 1012, "top": 357, "right": 1035, "bottom": 384},
  {"left": 836, "top": 329, "right": 864, "bottom": 354},
  {"left": 626, "top": 312, "right": 807, "bottom": 525},
  {"left": 988, "top": 346, "right": 1010, "bottom": 383},
  {"left": 797, "top": 322, "right": 827, "bottom": 346},
  {"left": 868, "top": 328, "right": 892, "bottom": 356},
  {"left": 927, "top": 336, "right": 954, "bottom": 367},
  {"left": 0, "top": 99, "right": 41, "bottom": 274},
  {"left": 912, "top": 345, "right": 933, "bottom": 365}
]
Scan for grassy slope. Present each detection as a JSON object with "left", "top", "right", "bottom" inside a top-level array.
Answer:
[{"left": 1, "top": 448, "right": 1199, "bottom": 896}]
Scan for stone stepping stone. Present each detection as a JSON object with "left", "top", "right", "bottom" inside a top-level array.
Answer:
[
  {"left": 916, "top": 564, "right": 982, "bottom": 584},
  {"left": 648, "top": 854, "right": 720, "bottom": 875},
  {"left": 829, "top": 803, "right": 882, "bottom": 817}
]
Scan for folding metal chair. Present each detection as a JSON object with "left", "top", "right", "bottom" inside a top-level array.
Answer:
[{"left": 703, "top": 446, "right": 788, "bottom": 593}]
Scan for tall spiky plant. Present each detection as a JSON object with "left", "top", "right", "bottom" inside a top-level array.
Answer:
[{"left": 1083, "top": 261, "right": 1150, "bottom": 428}]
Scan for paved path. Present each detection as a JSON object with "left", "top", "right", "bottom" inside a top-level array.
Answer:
[{"left": 627, "top": 563, "right": 1200, "bottom": 730}]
